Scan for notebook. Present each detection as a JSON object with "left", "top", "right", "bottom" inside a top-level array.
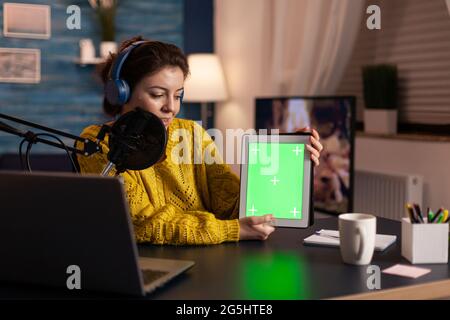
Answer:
[{"left": 303, "top": 229, "right": 397, "bottom": 251}]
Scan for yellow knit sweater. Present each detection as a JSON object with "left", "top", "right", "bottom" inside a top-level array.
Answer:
[{"left": 77, "top": 118, "right": 240, "bottom": 245}]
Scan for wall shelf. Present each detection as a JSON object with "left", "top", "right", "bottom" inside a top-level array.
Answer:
[
  {"left": 356, "top": 130, "right": 450, "bottom": 143},
  {"left": 74, "top": 57, "right": 105, "bottom": 66}
]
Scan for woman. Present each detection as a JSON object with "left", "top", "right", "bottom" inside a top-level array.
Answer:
[{"left": 77, "top": 36, "right": 323, "bottom": 245}]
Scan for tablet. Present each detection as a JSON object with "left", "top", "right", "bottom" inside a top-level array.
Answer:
[{"left": 239, "top": 133, "right": 313, "bottom": 228}]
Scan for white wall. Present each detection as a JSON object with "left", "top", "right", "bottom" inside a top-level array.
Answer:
[
  {"left": 356, "top": 136, "right": 450, "bottom": 210},
  {"left": 215, "top": 0, "right": 267, "bottom": 174}
]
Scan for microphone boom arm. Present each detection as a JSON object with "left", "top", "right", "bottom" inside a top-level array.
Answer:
[
  {"left": 0, "top": 112, "right": 102, "bottom": 156},
  {"left": 1, "top": 108, "right": 167, "bottom": 176}
]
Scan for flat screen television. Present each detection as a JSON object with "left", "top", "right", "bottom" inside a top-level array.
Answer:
[{"left": 255, "top": 96, "right": 355, "bottom": 214}]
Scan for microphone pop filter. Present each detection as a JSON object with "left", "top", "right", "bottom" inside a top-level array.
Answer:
[{"left": 107, "top": 108, "right": 167, "bottom": 172}]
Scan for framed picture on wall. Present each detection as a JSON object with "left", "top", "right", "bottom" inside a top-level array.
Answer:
[
  {"left": 3, "top": 3, "right": 51, "bottom": 39},
  {"left": 0, "top": 48, "right": 41, "bottom": 84}
]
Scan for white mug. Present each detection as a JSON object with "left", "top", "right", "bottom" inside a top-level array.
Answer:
[{"left": 339, "top": 213, "right": 376, "bottom": 265}]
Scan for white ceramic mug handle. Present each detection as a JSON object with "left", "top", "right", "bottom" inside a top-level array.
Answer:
[{"left": 356, "top": 227, "right": 365, "bottom": 261}]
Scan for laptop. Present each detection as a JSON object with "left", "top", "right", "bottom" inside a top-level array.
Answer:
[{"left": 0, "top": 171, "right": 194, "bottom": 296}]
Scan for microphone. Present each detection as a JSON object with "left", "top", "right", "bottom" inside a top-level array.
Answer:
[{"left": 101, "top": 108, "right": 167, "bottom": 176}]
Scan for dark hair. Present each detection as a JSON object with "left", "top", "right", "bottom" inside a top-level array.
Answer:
[{"left": 98, "top": 35, "right": 190, "bottom": 117}]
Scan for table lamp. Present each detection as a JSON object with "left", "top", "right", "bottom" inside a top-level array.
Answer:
[{"left": 183, "top": 53, "right": 228, "bottom": 128}]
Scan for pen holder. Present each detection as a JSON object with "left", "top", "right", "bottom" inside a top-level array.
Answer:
[{"left": 401, "top": 218, "right": 449, "bottom": 264}]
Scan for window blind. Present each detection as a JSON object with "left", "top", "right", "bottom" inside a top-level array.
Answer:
[{"left": 337, "top": 0, "right": 450, "bottom": 125}]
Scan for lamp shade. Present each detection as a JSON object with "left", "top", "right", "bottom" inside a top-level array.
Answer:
[{"left": 184, "top": 54, "right": 228, "bottom": 102}]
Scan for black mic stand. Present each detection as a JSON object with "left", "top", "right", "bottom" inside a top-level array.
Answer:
[
  {"left": 0, "top": 112, "right": 106, "bottom": 172},
  {"left": 2, "top": 108, "right": 167, "bottom": 176}
]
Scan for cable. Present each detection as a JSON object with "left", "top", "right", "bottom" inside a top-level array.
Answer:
[
  {"left": 25, "top": 139, "right": 33, "bottom": 172},
  {"left": 20, "top": 130, "right": 39, "bottom": 172},
  {"left": 24, "top": 133, "right": 79, "bottom": 173},
  {"left": 18, "top": 138, "right": 27, "bottom": 170}
]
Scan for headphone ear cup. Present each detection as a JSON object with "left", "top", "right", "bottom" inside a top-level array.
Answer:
[
  {"left": 105, "top": 79, "right": 119, "bottom": 106},
  {"left": 116, "top": 79, "right": 130, "bottom": 105},
  {"left": 105, "top": 79, "right": 130, "bottom": 106}
]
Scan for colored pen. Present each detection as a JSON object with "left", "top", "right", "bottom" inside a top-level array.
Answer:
[
  {"left": 435, "top": 209, "right": 448, "bottom": 224},
  {"left": 405, "top": 204, "right": 417, "bottom": 223},
  {"left": 427, "top": 207, "right": 433, "bottom": 223},
  {"left": 430, "top": 208, "right": 443, "bottom": 223},
  {"left": 315, "top": 230, "right": 340, "bottom": 240},
  {"left": 413, "top": 203, "right": 424, "bottom": 223},
  {"left": 442, "top": 209, "right": 449, "bottom": 223}
]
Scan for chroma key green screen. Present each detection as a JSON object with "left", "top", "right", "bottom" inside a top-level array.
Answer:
[{"left": 246, "top": 142, "right": 305, "bottom": 219}]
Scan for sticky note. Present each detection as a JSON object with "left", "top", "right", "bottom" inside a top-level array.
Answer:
[{"left": 382, "top": 264, "right": 431, "bottom": 279}]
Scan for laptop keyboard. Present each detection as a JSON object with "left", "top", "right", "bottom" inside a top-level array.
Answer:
[{"left": 141, "top": 269, "right": 170, "bottom": 285}]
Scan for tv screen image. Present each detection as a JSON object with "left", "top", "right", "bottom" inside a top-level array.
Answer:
[{"left": 255, "top": 96, "right": 355, "bottom": 214}]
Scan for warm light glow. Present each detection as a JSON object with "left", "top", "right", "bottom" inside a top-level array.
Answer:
[{"left": 184, "top": 54, "right": 228, "bottom": 102}]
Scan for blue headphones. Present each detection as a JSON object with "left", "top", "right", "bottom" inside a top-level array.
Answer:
[
  {"left": 105, "top": 40, "right": 184, "bottom": 107},
  {"left": 105, "top": 41, "right": 146, "bottom": 106}
]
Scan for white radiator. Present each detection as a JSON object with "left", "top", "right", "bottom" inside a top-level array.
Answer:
[{"left": 354, "top": 170, "right": 423, "bottom": 221}]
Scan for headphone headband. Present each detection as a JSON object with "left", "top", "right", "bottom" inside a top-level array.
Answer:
[
  {"left": 109, "top": 40, "right": 147, "bottom": 81},
  {"left": 105, "top": 40, "right": 147, "bottom": 106}
]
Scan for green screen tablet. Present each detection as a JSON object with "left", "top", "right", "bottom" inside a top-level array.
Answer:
[{"left": 239, "top": 134, "right": 313, "bottom": 228}]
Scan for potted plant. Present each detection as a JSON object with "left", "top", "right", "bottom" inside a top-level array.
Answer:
[
  {"left": 89, "top": 0, "right": 118, "bottom": 59},
  {"left": 362, "top": 64, "right": 398, "bottom": 134}
]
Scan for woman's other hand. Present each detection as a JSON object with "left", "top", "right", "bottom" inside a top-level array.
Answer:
[
  {"left": 239, "top": 214, "right": 275, "bottom": 241},
  {"left": 295, "top": 127, "right": 323, "bottom": 167}
]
